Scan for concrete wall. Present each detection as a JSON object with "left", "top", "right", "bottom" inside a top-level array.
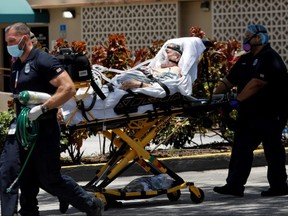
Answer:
[
  {"left": 48, "top": 8, "right": 82, "bottom": 49},
  {"left": 180, "top": 1, "right": 212, "bottom": 38},
  {"left": 44, "top": 2, "right": 212, "bottom": 51},
  {"left": 0, "top": 92, "right": 12, "bottom": 112}
]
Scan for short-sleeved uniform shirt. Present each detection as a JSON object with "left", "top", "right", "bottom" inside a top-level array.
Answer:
[
  {"left": 226, "top": 44, "right": 288, "bottom": 119},
  {"left": 10, "top": 48, "right": 65, "bottom": 115}
]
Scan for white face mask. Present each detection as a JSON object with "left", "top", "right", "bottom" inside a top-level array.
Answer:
[{"left": 7, "top": 36, "right": 25, "bottom": 58}]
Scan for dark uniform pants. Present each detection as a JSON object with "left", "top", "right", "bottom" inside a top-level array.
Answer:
[
  {"left": 226, "top": 117, "right": 287, "bottom": 189},
  {"left": 0, "top": 130, "right": 20, "bottom": 216},
  {"left": 19, "top": 118, "right": 95, "bottom": 215}
]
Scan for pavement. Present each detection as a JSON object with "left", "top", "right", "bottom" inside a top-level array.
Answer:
[
  {"left": 39, "top": 166, "right": 288, "bottom": 215},
  {"left": 13, "top": 134, "right": 288, "bottom": 215}
]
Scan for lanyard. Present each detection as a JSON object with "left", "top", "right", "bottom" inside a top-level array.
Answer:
[{"left": 14, "top": 70, "right": 19, "bottom": 89}]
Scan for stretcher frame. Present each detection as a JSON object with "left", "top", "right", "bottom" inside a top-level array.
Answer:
[{"left": 63, "top": 80, "right": 228, "bottom": 209}]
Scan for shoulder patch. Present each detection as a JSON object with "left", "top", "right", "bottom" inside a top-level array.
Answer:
[{"left": 24, "top": 63, "right": 30, "bottom": 74}]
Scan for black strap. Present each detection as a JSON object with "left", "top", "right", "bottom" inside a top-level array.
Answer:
[
  {"left": 168, "top": 59, "right": 179, "bottom": 64},
  {"left": 156, "top": 80, "right": 170, "bottom": 96},
  {"left": 90, "top": 77, "right": 106, "bottom": 100},
  {"left": 76, "top": 93, "right": 97, "bottom": 121},
  {"left": 76, "top": 100, "right": 89, "bottom": 121},
  {"left": 166, "top": 45, "right": 182, "bottom": 55},
  {"left": 147, "top": 75, "right": 170, "bottom": 96},
  {"left": 107, "top": 83, "right": 114, "bottom": 92},
  {"left": 126, "top": 89, "right": 135, "bottom": 95},
  {"left": 83, "top": 93, "right": 97, "bottom": 112}
]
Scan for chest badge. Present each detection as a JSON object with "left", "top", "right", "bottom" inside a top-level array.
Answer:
[
  {"left": 24, "top": 63, "right": 30, "bottom": 74},
  {"left": 253, "top": 59, "right": 258, "bottom": 66}
]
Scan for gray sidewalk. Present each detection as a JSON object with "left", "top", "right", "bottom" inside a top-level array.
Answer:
[
  {"left": 15, "top": 132, "right": 288, "bottom": 215},
  {"left": 6, "top": 144, "right": 288, "bottom": 215},
  {"left": 39, "top": 166, "right": 288, "bottom": 215}
]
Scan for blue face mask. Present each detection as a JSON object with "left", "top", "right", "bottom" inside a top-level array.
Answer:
[{"left": 7, "top": 36, "right": 25, "bottom": 58}]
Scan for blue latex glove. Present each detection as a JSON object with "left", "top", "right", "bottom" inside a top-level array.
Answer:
[{"left": 229, "top": 99, "right": 240, "bottom": 109}]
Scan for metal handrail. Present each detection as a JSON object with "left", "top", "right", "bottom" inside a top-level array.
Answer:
[{"left": 0, "top": 68, "right": 11, "bottom": 77}]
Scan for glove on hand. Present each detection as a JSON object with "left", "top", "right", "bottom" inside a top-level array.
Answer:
[
  {"left": 28, "top": 105, "right": 43, "bottom": 121},
  {"left": 229, "top": 99, "right": 240, "bottom": 110}
]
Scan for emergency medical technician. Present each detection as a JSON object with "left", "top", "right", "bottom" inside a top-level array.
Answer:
[
  {"left": 4, "top": 22, "right": 103, "bottom": 215},
  {"left": 213, "top": 24, "right": 288, "bottom": 197},
  {"left": 0, "top": 31, "right": 71, "bottom": 215}
]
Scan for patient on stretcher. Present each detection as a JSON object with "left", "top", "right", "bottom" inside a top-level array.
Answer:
[
  {"left": 119, "top": 43, "right": 182, "bottom": 90},
  {"left": 62, "top": 37, "right": 206, "bottom": 125}
]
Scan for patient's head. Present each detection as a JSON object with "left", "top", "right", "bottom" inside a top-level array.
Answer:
[
  {"left": 160, "top": 43, "right": 182, "bottom": 68},
  {"left": 166, "top": 43, "right": 182, "bottom": 55}
]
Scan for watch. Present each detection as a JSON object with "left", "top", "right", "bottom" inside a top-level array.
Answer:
[{"left": 41, "top": 104, "right": 49, "bottom": 113}]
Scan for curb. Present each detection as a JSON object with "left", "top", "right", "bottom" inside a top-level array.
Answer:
[{"left": 61, "top": 148, "right": 272, "bottom": 182}]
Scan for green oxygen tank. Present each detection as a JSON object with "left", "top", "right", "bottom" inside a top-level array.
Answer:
[{"left": 18, "top": 91, "right": 51, "bottom": 105}]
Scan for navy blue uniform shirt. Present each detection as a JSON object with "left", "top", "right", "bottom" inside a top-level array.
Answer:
[
  {"left": 9, "top": 48, "right": 65, "bottom": 114},
  {"left": 226, "top": 44, "right": 288, "bottom": 118}
]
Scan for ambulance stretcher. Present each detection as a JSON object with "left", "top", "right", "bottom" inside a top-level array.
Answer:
[{"left": 61, "top": 37, "right": 228, "bottom": 208}]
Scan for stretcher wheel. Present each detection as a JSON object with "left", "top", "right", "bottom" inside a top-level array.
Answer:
[
  {"left": 167, "top": 189, "right": 181, "bottom": 201},
  {"left": 105, "top": 197, "right": 123, "bottom": 209},
  {"left": 190, "top": 187, "right": 204, "bottom": 204}
]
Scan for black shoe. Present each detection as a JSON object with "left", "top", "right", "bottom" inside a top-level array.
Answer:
[
  {"left": 213, "top": 184, "right": 244, "bottom": 197},
  {"left": 261, "top": 188, "right": 288, "bottom": 197},
  {"left": 59, "top": 199, "right": 69, "bottom": 214}
]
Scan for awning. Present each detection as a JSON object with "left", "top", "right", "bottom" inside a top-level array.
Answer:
[{"left": 0, "top": 0, "right": 49, "bottom": 23}]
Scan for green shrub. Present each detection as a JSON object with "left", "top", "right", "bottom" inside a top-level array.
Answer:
[{"left": 0, "top": 110, "right": 14, "bottom": 153}]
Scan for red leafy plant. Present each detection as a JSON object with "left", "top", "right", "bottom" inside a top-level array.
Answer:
[
  {"left": 91, "top": 34, "right": 133, "bottom": 70},
  {"left": 133, "top": 39, "right": 164, "bottom": 66},
  {"left": 190, "top": 26, "right": 206, "bottom": 38},
  {"left": 49, "top": 38, "right": 70, "bottom": 55},
  {"left": 71, "top": 40, "right": 87, "bottom": 55},
  {"left": 90, "top": 34, "right": 164, "bottom": 81}
]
